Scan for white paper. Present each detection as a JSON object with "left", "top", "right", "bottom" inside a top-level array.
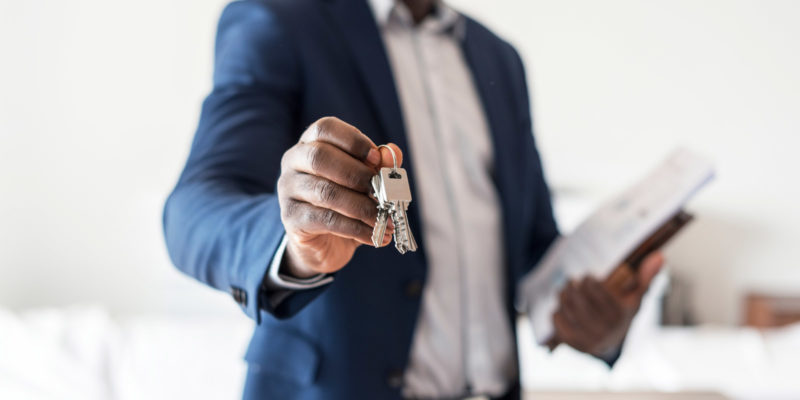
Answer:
[{"left": 518, "top": 147, "right": 715, "bottom": 343}]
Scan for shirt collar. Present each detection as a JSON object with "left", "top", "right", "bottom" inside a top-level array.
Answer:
[{"left": 367, "top": 0, "right": 465, "bottom": 39}]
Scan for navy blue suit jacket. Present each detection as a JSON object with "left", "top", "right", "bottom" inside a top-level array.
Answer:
[{"left": 163, "top": 0, "right": 558, "bottom": 398}]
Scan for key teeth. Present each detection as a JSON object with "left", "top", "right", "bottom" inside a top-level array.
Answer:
[
  {"left": 393, "top": 238, "right": 409, "bottom": 254},
  {"left": 372, "top": 207, "right": 389, "bottom": 248},
  {"left": 405, "top": 231, "right": 418, "bottom": 252},
  {"left": 390, "top": 205, "right": 416, "bottom": 254}
]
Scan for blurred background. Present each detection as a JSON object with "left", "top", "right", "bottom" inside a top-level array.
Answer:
[{"left": 1, "top": 0, "right": 799, "bottom": 399}]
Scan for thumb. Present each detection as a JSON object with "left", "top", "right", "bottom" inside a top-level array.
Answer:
[
  {"left": 635, "top": 251, "right": 664, "bottom": 296},
  {"left": 377, "top": 143, "right": 403, "bottom": 169}
]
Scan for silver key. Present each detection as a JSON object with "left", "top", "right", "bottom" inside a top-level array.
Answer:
[
  {"left": 390, "top": 198, "right": 417, "bottom": 254},
  {"left": 369, "top": 145, "right": 418, "bottom": 254},
  {"left": 371, "top": 174, "right": 390, "bottom": 247},
  {"left": 371, "top": 173, "right": 389, "bottom": 247},
  {"left": 372, "top": 207, "right": 389, "bottom": 247},
  {"left": 377, "top": 167, "right": 417, "bottom": 254}
]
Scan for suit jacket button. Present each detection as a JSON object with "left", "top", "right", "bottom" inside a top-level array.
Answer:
[
  {"left": 230, "top": 286, "right": 247, "bottom": 306},
  {"left": 405, "top": 279, "right": 423, "bottom": 298},
  {"left": 386, "top": 369, "right": 404, "bottom": 389}
]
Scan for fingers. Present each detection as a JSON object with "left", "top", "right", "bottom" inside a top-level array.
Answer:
[
  {"left": 583, "top": 277, "right": 623, "bottom": 323},
  {"left": 282, "top": 116, "right": 402, "bottom": 247},
  {"left": 559, "top": 278, "right": 623, "bottom": 337},
  {"left": 288, "top": 117, "right": 404, "bottom": 195},
  {"left": 377, "top": 143, "right": 403, "bottom": 169},
  {"left": 635, "top": 251, "right": 665, "bottom": 297},
  {"left": 301, "top": 116, "right": 380, "bottom": 167},
  {"left": 555, "top": 277, "right": 633, "bottom": 356},
  {"left": 558, "top": 281, "right": 581, "bottom": 326},
  {"left": 558, "top": 281, "right": 596, "bottom": 336},
  {"left": 553, "top": 304, "right": 592, "bottom": 354},
  {"left": 606, "top": 263, "right": 637, "bottom": 293},
  {"left": 553, "top": 311, "right": 582, "bottom": 351},
  {"left": 281, "top": 199, "right": 381, "bottom": 246},
  {"left": 283, "top": 141, "right": 377, "bottom": 194},
  {"left": 570, "top": 280, "right": 607, "bottom": 336},
  {"left": 282, "top": 171, "right": 379, "bottom": 227}
]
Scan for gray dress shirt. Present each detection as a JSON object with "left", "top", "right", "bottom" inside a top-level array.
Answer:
[{"left": 267, "top": 1, "right": 515, "bottom": 398}]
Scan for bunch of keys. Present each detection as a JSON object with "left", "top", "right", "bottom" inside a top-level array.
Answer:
[{"left": 371, "top": 145, "right": 418, "bottom": 254}]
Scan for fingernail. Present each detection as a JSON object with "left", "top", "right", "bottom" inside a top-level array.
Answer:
[{"left": 366, "top": 148, "right": 380, "bottom": 166}]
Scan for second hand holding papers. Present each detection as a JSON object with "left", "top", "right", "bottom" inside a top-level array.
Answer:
[{"left": 518, "top": 148, "right": 715, "bottom": 344}]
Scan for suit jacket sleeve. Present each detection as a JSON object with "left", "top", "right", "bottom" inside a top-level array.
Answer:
[
  {"left": 162, "top": 1, "right": 328, "bottom": 323},
  {"left": 508, "top": 47, "right": 560, "bottom": 276}
]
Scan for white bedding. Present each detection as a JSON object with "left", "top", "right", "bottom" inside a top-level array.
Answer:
[
  {"left": 1, "top": 306, "right": 799, "bottom": 400},
  {"left": 519, "top": 319, "right": 800, "bottom": 400},
  {"left": 0, "top": 307, "right": 252, "bottom": 400}
]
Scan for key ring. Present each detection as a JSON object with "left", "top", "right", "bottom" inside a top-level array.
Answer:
[{"left": 377, "top": 144, "right": 398, "bottom": 171}]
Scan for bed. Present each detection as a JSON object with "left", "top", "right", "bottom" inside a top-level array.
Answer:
[{"left": 1, "top": 305, "right": 799, "bottom": 400}]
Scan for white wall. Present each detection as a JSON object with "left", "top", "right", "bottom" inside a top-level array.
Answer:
[
  {"left": 1, "top": 0, "right": 799, "bottom": 324},
  {"left": 0, "top": 0, "right": 236, "bottom": 316}
]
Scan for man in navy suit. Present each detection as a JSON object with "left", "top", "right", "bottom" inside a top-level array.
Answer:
[{"left": 163, "top": 0, "right": 664, "bottom": 398}]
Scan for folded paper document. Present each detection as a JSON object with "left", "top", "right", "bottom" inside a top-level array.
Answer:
[{"left": 519, "top": 148, "right": 715, "bottom": 343}]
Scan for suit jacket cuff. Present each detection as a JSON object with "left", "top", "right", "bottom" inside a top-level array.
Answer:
[
  {"left": 261, "top": 235, "right": 334, "bottom": 312},
  {"left": 265, "top": 235, "right": 334, "bottom": 289}
]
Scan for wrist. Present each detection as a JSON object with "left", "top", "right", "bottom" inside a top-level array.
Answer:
[{"left": 282, "top": 242, "right": 320, "bottom": 279}]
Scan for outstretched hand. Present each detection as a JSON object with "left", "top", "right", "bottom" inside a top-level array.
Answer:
[{"left": 276, "top": 116, "right": 402, "bottom": 278}]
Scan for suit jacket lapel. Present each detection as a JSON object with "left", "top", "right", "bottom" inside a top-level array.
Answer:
[{"left": 322, "top": 0, "right": 409, "bottom": 152}]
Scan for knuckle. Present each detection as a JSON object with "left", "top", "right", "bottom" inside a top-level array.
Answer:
[
  {"left": 307, "top": 142, "right": 328, "bottom": 174},
  {"left": 300, "top": 175, "right": 318, "bottom": 196},
  {"left": 313, "top": 179, "right": 338, "bottom": 204},
  {"left": 277, "top": 173, "right": 293, "bottom": 195},
  {"left": 297, "top": 206, "right": 316, "bottom": 226},
  {"left": 347, "top": 169, "right": 369, "bottom": 191},
  {"left": 320, "top": 209, "right": 338, "bottom": 228},
  {"left": 279, "top": 200, "right": 289, "bottom": 220},
  {"left": 291, "top": 202, "right": 306, "bottom": 220},
  {"left": 280, "top": 148, "right": 291, "bottom": 171},
  {"left": 316, "top": 116, "right": 339, "bottom": 128},
  {"left": 277, "top": 175, "right": 287, "bottom": 196},
  {"left": 313, "top": 116, "right": 339, "bottom": 140},
  {"left": 281, "top": 199, "right": 298, "bottom": 221}
]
